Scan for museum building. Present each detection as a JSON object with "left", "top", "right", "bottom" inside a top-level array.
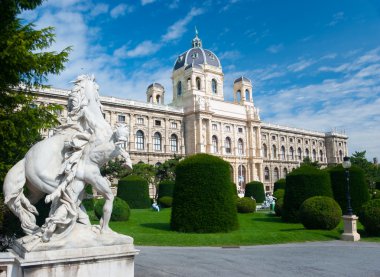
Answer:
[{"left": 34, "top": 33, "right": 348, "bottom": 193}]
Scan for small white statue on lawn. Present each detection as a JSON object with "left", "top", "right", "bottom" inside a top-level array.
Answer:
[{"left": 3, "top": 75, "right": 132, "bottom": 249}]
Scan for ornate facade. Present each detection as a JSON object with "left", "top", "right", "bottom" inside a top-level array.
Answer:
[{"left": 35, "top": 33, "right": 348, "bottom": 192}]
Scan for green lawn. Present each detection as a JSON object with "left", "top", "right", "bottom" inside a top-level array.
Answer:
[{"left": 104, "top": 209, "right": 380, "bottom": 246}]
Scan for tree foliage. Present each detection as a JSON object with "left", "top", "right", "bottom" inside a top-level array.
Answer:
[
  {"left": 156, "top": 155, "right": 182, "bottom": 182},
  {"left": 300, "top": 157, "right": 321, "bottom": 169},
  {"left": 350, "top": 151, "right": 380, "bottom": 188},
  {"left": 0, "top": 0, "right": 70, "bottom": 186}
]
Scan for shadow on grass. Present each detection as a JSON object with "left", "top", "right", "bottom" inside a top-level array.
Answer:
[
  {"left": 140, "top": 223, "right": 171, "bottom": 231},
  {"left": 253, "top": 217, "right": 283, "bottom": 223}
]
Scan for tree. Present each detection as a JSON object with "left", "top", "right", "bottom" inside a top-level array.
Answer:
[
  {"left": 350, "top": 151, "right": 380, "bottom": 190},
  {"left": 0, "top": 1, "right": 70, "bottom": 187},
  {"left": 301, "top": 157, "right": 321, "bottom": 169},
  {"left": 156, "top": 155, "right": 182, "bottom": 182},
  {"left": 129, "top": 162, "right": 157, "bottom": 188},
  {"left": 100, "top": 158, "right": 131, "bottom": 180}
]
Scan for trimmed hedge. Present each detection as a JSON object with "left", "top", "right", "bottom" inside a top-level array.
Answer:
[
  {"left": 275, "top": 197, "right": 284, "bottom": 217},
  {"left": 273, "top": 189, "right": 285, "bottom": 200},
  {"left": 299, "top": 196, "right": 342, "bottom": 230},
  {"left": 282, "top": 165, "right": 333, "bottom": 222},
  {"left": 274, "top": 178, "right": 286, "bottom": 192},
  {"left": 328, "top": 165, "right": 370, "bottom": 214},
  {"left": 236, "top": 197, "right": 256, "bottom": 213},
  {"left": 244, "top": 181, "right": 265, "bottom": 203},
  {"left": 231, "top": 182, "right": 238, "bottom": 196},
  {"left": 358, "top": 199, "right": 380, "bottom": 236},
  {"left": 94, "top": 197, "right": 130, "bottom": 221},
  {"left": 158, "top": 196, "right": 173, "bottom": 208},
  {"left": 117, "top": 175, "right": 151, "bottom": 209},
  {"left": 170, "top": 154, "right": 238, "bottom": 233},
  {"left": 158, "top": 180, "right": 175, "bottom": 199}
]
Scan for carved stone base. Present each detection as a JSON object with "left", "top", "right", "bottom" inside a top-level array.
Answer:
[
  {"left": 341, "top": 215, "right": 361, "bottom": 242},
  {"left": 3, "top": 224, "right": 139, "bottom": 277}
]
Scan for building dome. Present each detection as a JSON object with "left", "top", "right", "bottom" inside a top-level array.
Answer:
[
  {"left": 173, "top": 31, "right": 221, "bottom": 71},
  {"left": 234, "top": 76, "right": 252, "bottom": 84}
]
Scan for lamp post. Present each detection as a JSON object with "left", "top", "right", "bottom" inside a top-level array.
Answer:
[
  {"left": 342, "top": 156, "right": 353, "bottom": 216},
  {"left": 341, "top": 156, "right": 360, "bottom": 241}
]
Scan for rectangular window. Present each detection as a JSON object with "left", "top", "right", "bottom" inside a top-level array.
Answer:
[
  {"left": 238, "top": 127, "right": 243, "bottom": 133},
  {"left": 155, "top": 120, "right": 161, "bottom": 126},
  {"left": 225, "top": 126, "right": 231, "bottom": 132},
  {"left": 171, "top": 122, "right": 177, "bottom": 129},
  {"left": 118, "top": 115, "right": 125, "bottom": 122},
  {"left": 137, "top": 117, "right": 144, "bottom": 124},
  {"left": 212, "top": 124, "right": 217, "bottom": 130}
]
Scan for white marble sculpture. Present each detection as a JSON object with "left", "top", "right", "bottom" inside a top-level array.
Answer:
[{"left": 2, "top": 75, "right": 133, "bottom": 248}]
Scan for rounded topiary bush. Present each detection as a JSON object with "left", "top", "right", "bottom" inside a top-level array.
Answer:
[
  {"left": 328, "top": 165, "right": 370, "bottom": 214},
  {"left": 275, "top": 197, "right": 284, "bottom": 217},
  {"left": 236, "top": 197, "right": 256, "bottom": 213},
  {"left": 244, "top": 181, "right": 265, "bottom": 203},
  {"left": 170, "top": 153, "right": 238, "bottom": 233},
  {"left": 94, "top": 197, "right": 130, "bottom": 221},
  {"left": 273, "top": 189, "right": 285, "bottom": 200},
  {"left": 358, "top": 199, "right": 380, "bottom": 236},
  {"left": 299, "top": 196, "right": 342, "bottom": 230},
  {"left": 282, "top": 165, "right": 333, "bottom": 222},
  {"left": 158, "top": 180, "right": 175, "bottom": 199},
  {"left": 117, "top": 175, "right": 151, "bottom": 209},
  {"left": 231, "top": 182, "right": 238, "bottom": 196},
  {"left": 158, "top": 196, "right": 173, "bottom": 208},
  {"left": 274, "top": 178, "right": 286, "bottom": 192}
]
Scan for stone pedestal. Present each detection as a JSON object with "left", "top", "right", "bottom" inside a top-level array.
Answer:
[
  {"left": 341, "top": 215, "right": 361, "bottom": 242},
  {"left": 1, "top": 224, "right": 139, "bottom": 277}
]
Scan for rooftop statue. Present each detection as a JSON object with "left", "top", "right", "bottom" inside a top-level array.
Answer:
[{"left": 3, "top": 75, "right": 132, "bottom": 250}]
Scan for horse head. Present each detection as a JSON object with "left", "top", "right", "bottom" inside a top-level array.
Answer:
[{"left": 113, "top": 124, "right": 133, "bottom": 170}]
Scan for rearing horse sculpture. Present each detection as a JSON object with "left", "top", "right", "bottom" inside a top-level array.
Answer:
[{"left": 3, "top": 75, "right": 132, "bottom": 243}]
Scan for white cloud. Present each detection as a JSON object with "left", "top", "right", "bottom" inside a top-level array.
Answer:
[
  {"left": 287, "top": 59, "right": 315, "bottom": 72},
  {"left": 110, "top": 4, "right": 133, "bottom": 19},
  {"left": 266, "top": 43, "right": 283, "bottom": 54},
  {"left": 219, "top": 50, "right": 241, "bottom": 60},
  {"left": 327, "top": 11, "right": 344, "bottom": 27},
  {"left": 168, "top": 0, "right": 180, "bottom": 9},
  {"left": 221, "top": 0, "right": 239, "bottom": 12},
  {"left": 90, "top": 3, "right": 109, "bottom": 17},
  {"left": 141, "top": 0, "right": 156, "bottom": 6},
  {"left": 114, "top": 41, "right": 162, "bottom": 58},
  {"left": 161, "top": 7, "right": 204, "bottom": 41}
]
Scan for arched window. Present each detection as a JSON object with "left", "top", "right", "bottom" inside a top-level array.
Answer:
[
  {"left": 155, "top": 162, "right": 162, "bottom": 167},
  {"left": 272, "top": 145, "right": 277, "bottom": 159},
  {"left": 339, "top": 150, "right": 343, "bottom": 162},
  {"left": 238, "top": 138, "right": 244, "bottom": 155},
  {"left": 196, "top": 77, "right": 201, "bottom": 90},
  {"left": 264, "top": 167, "right": 270, "bottom": 180},
  {"left": 274, "top": 167, "right": 279, "bottom": 181},
  {"left": 283, "top": 167, "right": 288, "bottom": 177},
  {"left": 156, "top": 95, "right": 160, "bottom": 104},
  {"left": 280, "top": 145, "right": 285, "bottom": 160},
  {"left": 149, "top": 96, "right": 153, "bottom": 103},
  {"left": 225, "top": 137, "right": 232, "bottom": 154},
  {"left": 136, "top": 130, "right": 144, "bottom": 150},
  {"left": 262, "top": 144, "right": 268, "bottom": 158},
  {"left": 177, "top": 81, "right": 182, "bottom": 96},
  {"left": 212, "top": 79, "right": 217, "bottom": 94},
  {"left": 297, "top": 147, "right": 302, "bottom": 160},
  {"left": 170, "top": 134, "right": 178, "bottom": 152},
  {"left": 290, "top": 146, "right": 294, "bottom": 160},
  {"left": 212, "top": 135, "right": 218, "bottom": 153},
  {"left": 305, "top": 148, "right": 310, "bottom": 158},
  {"left": 245, "top": 89, "right": 250, "bottom": 100},
  {"left": 236, "top": 90, "right": 241, "bottom": 102},
  {"left": 312, "top": 149, "right": 317, "bottom": 161},
  {"left": 319, "top": 150, "right": 324, "bottom": 162},
  {"left": 153, "top": 132, "right": 162, "bottom": 151}
]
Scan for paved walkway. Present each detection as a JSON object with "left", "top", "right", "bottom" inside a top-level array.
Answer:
[{"left": 135, "top": 241, "right": 380, "bottom": 277}]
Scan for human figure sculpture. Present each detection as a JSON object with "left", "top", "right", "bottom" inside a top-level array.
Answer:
[{"left": 3, "top": 75, "right": 132, "bottom": 247}]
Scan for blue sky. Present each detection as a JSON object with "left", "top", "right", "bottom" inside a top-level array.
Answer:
[{"left": 22, "top": 0, "right": 380, "bottom": 160}]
